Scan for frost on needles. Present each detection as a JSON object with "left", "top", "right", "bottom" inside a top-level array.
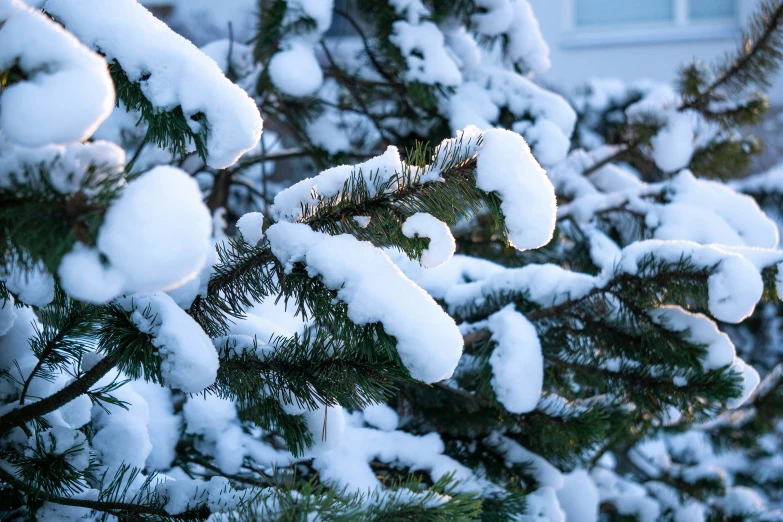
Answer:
[{"left": 3, "top": 0, "right": 783, "bottom": 521}]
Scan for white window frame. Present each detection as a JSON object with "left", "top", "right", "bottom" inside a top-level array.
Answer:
[{"left": 561, "top": 0, "right": 739, "bottom": 49}]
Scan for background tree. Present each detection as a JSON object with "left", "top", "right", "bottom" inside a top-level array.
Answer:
[{"left": 1, "top": 0, "right": 783, "bottom": 520}]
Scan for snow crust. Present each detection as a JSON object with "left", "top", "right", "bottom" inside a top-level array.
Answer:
[
  {"left": 44, "top": 0, "right": 262, "bottom": 168},
  {"left": 267, "top": 222, "right": 463, "bottom": 382}
]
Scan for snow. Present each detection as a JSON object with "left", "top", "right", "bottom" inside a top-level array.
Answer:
[
  {"left": 486, "top": 305, "right": 543, "bottom": 414},
  {"left": 268, "top": 41, "right": 324, "bottom": 97},
  {"left": 444, "top": 262, "right": 595, "bottom": 316},
  {"left": 451, "top": 68, "right": 576, "bottom": 165},
  {"left": 556, "top": 470, "right": 599, "bottom": 522},
  {"left": 389, "top": 0, "right": 430, "bottom": 24},
  {"left": 133, "top": 381, "right": 181, "bottom": 470},
  {"left": 726, "top": 358, "right": 760, "bottom": 409},
  {"left": 401, "top": 213, "right": 456, "bottom": 268},
  {"left": 2, "top": 262, "right": 55, "bottom": 307},
  {"left": 236, "top": 212, "right": 266, "bottom": 247},
  {"left": 715, "top": 487, "right": 765, "bottom": 516},
  {"left": 485, "top": 433, "right": 564, "bottom": 488},
  {"left": 648, "top": 307, "right": 736, "bottom": 371},
  {"left": 272, "top": 146, "right": 403, "bottom": 223},
  {"left": 76, "top": 166, "right": 212, "bottom": 301},
  {"left": 614, "top": 241, "right": 764, "bottom": 323},
  {"left": 470, "top": 0, "right": 550, "bottom": 74},
  {"left": 476, "top": 128, "right": 557, "bottom": 250},
  {"left": 313, "top": 414, "right": 492, "bottom": 494},
  {"left": 650, "top": 112, "right": 696, "bottom": 173},
  {"left": 58, "top": 243, "right": 125, "bottom": 304},
  {"left": 266, "top": 0, "right": 333, "bottom": 97},
  {"left": 156, "top": 476, "right": 246, "bottom": 515},
  {"left": 267, "top": 222, "right": 463, "bottom": 383},
  {"left": 117, "top": 293, "right": 218, "bottom": 393},
  {"left": 0, "top": 298, "right": 16, "bottom": 337},
  {"left": 286, "top": 403, "right": 346, "bottom": 454},
  {"left": 44, "top": 0, "right": 263, "bottom": 169},
  {"left": 0, "top": 0, "right": 114, "bottom": 146},
  {"left": 0, "top": 141, "right": 126, "bottom": 195},
  {"left": 362, "top": 404, "right": 400, "bottom": 432},
  {"left": 659, "top": 170, "right": 778, "bottom": 249},
  {"left": 519, "top": 487, "right": 564, "bottom": 522},
  {"left": 390, "top": 21, "right": 462, "bottom": 86}
]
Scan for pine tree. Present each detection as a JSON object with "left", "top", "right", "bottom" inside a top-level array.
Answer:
[{"left": 2, "top": 0, "right": 783, "bottom": 520}]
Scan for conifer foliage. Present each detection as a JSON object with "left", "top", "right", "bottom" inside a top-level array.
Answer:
[{"left": 2, "top": 0, "right": 783, "bottom": 520}]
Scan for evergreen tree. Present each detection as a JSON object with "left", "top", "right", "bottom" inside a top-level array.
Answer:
[{"left": 1, "top": 0, "right": 783, "bottom": 520}]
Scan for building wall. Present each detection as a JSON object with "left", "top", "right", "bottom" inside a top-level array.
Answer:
[{"left": 530, "top": 0, "right": 783, "bottom": 104}]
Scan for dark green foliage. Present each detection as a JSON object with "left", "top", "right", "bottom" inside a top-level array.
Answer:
[
  {"left": 109, "top": 62, "right": 210, "bottom": 163},
  {"left": 0, "top": 158, "right": 124, "bottom": 275}
]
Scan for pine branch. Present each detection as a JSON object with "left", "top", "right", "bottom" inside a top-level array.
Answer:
[
  {"left": 0, "top": 465, "right": 207, "bottom": 521},
  {"left": 681, "top": 0, "right": 783, "bottom": 111},
  {"left": 0, "top": 353, "right": 116, "bottom": 435}
]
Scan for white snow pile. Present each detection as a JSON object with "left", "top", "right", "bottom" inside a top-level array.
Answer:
[
  {"left": 390, "top": 19, "right": 462, "bottom": 86},
  {"left": 271, "top": 145, "right": 405, "bottom": 222},
  {"left": 59, "top": 166, "right": 213, "bottom": 303},
  {"left": 449, "top": 68, "right": 576, "bottom": 166},
  {"left": 476, "top": 128, "right": 557, "bottom": 250},
  {"left": 312, "top": 411, "right": 493, "bottom": 494},
  {"left": 615, "top": 240, "right": 763, "bottom": 324},
  {"left": 43, "top": 0, "right": 263, "bottom": 168},
  {"left": 266, "top": 222, "right": 463, "bottom": 383},
  {"left": 267, "top": 0, "right": 334, "bottom": 97},
  {"left": 470, "top": 0, "right": 550, "bottom": 74},
  {"left": 649, "top": 307, "right": 735, "bottom": 371},
  {"left": 236, "top": 211, "right": 266, "bottom": 247},
  {"left": 402, "top": 213, "right": 456, "bottom": 268},
  {"left": 0, "top": 141, "right": 125, "bottom": 193},
  {"left": 117, "top": 293, "right": 219, "bottom": 393},
  {"left": 0, "top": 0, "right": 114, "bottom": 147},
  {"left": 487, "top": 305, "right": 543, "bottom": 414}
]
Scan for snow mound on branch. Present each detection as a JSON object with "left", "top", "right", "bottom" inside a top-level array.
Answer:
[
  {"left": 44, "top": 0, "right": 262, "bottom": 168},
  {"left": 313, "top": 413, "right": 491, "bottom": 493},
  {"left": 487, "top": 305, "right": 543, "bottom": 414},
  {"left": 98, "top": 166, "right": 211, "bottom": 295},
  {"left": 649, "top": 307, "right": 735, "bottom": 371},
  {"left": 402, "top": 213, "right": 456, "bottom": 268},
  {"left": 557, "top": 470, "right": 600, "bottom": 522},
  {"left": 272, "top": 145, "right": 404, "bottom": 223},
  {"left": 390, "top": 20, "right": 462, "bottom": 86},
  {"left": 266, "top": 0, "right": 333, "bottom": 97},
  {"left": 268, "top": 41, "right": 323, "bottom": 97},
  {"left": 266, "top": 222, "right": 463, "bottom": 383},
  {"left": 486, "top": 432, "right": 563, "bottom": 488},
  {"left": 655, "top": 170, "right": 778, "bottom": 249},
  {"left": 117, "top": 293, "right": 218, "bottom": 393},
  {"left": 236, "top": 212, "right": 265, "bottom": 246},
  {"left": 615, "top": 241, "right": 763, "bottom": 323},
  {"left": 0, "top": 141, "right": 126, "bottom": 195},
  {"left": 471, "top": 0, "right": 550, "bottom": 74},
  {"left": 0, "top": 0, "right": 114, "bottom": 146},
  {"left": 476, "top": 128, "right": 557, "bottom": 251}
]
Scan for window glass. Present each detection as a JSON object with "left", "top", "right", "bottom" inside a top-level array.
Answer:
[
  {"left": 689, "top": 0, "right": 735, "bottom": 20},
  {"left": 575, "top": 0, "right": 674, "bottom": 27}
]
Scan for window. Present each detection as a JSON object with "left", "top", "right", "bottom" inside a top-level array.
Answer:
[
  {"left": 573, "top": 0, "right": 736, "bottom": 29},
  {"left": 689, "top": 0, "right": 735, "bottom": 20},
  {"left": 575, "top": 0, "right": 674, "bottom": 28}
]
